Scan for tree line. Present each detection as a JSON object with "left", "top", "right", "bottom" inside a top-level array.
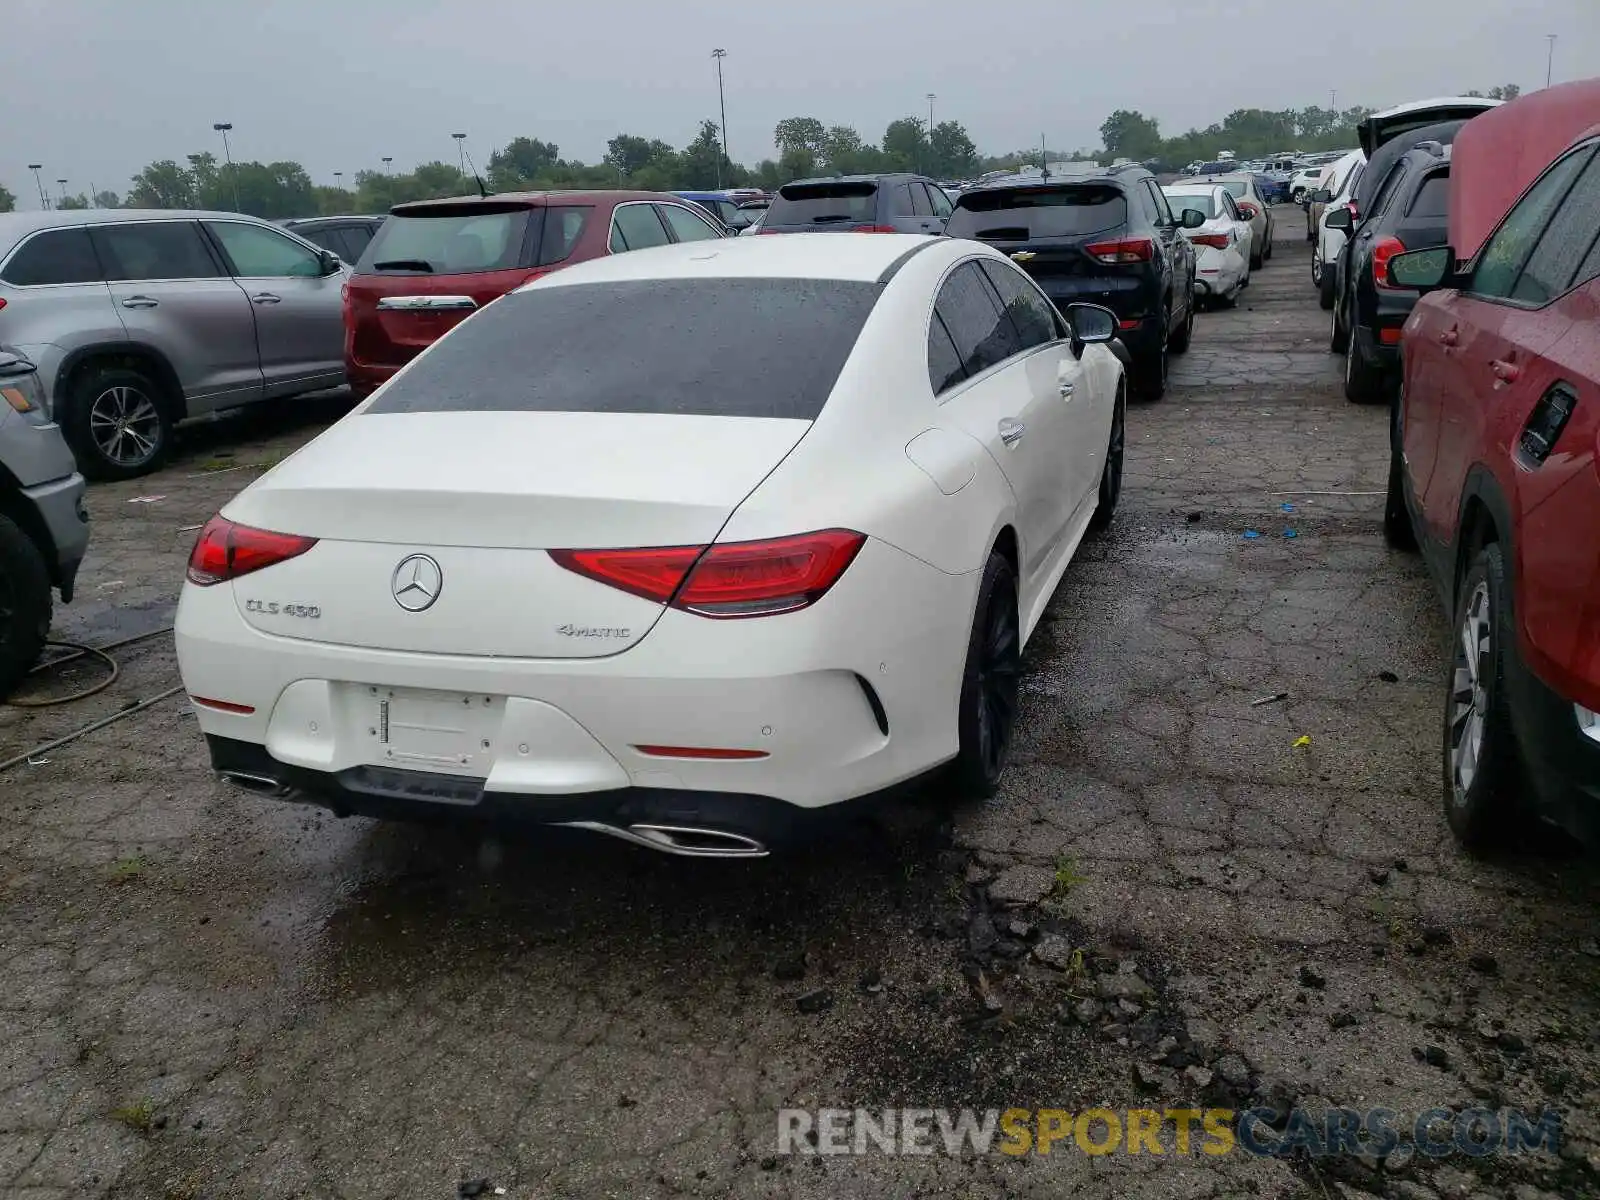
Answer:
[{"left": 0, "top": 87, "right": 1523, "bottom": 219}]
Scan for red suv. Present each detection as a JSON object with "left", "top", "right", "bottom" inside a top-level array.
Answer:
[
  {"left": 1385, "top": 80, "right": 1600, "bottom": 850},
  {"left": 344, "top": 191, "right": 726, "bottom": 396}
]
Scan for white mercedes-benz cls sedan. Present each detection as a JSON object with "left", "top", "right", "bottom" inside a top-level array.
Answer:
[{"left": 175, "top": 233, "right": 1126, "bottom": 857}]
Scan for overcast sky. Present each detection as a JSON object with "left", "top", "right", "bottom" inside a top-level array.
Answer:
[{"left": 4, "top": 0, "right": 1594, "bottom": 203}]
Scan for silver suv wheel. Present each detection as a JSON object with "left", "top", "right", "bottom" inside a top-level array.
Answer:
[{"left": 89, "top": 385, "right": 162, "bottom": 468}]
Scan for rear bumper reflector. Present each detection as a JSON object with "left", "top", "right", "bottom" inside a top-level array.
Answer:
[
  {"left": 192, "top": 696, "right": 256, "bottom": 715},
  {"left": 633, "top": 745, "right": 769, "bottom": 760}
]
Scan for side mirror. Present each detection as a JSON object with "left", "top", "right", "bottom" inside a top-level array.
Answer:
[
  {"left": 1310, "top": 189, "right": 1333, "bottom": 204},
  {"left": 318, "top": 250, "right": 343, "bottom": 275},
  {"left": 1181, "top": 208, "right": 1207, "bottom": 229},
  {"left": 1324, "top": 206, "right": 1353, "bottom": 232},
  {"left": 1386, "top": 245, "right": 1456, "bottom": 291},
  {"left": 1065, "top": 302, "right": 1117, "bottom": 355}
]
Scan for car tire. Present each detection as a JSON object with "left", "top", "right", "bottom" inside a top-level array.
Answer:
[
  {"left": 0, "top": 511, "right": 52, "bottom": 700},
  {"left": 1443, "top": 543, "right": 1524, "bottom": 850},
  {"left": 1168, "top": 294, "right": 1194, "bottom": 354},
  {"left": 1330, "top": 291, "right": 1349, "bottom": 354},
  {"left": 950, "top": 551, "right": 1021, "bottom": 798},
  {"left": 1319, "top": 262, "right": 1337, "bottom": 311},
  {"left": 1263, "top": 232, "right": 1273, "bottom": 261},
  {"left": 1344, "top": 324, "right": 1384, "bottom": 404},
  {"left": 1310, "top": 245, "right": 1323, "bottom": 288},
  {"left": 1137, "top": 305, "right": 1169, "bottom": 400},
  {"left": 1249, "top": 245, "right": 1264, "bottom": 270},
  {"left": 1089, "top": 386, "right": 1125, "bottom": 533},
  {"left": 63, "top": 365, "right": 174, "bottom": 481},
  {"left": 1383, "top": 392, "right": 1418, "bottom": 552}
]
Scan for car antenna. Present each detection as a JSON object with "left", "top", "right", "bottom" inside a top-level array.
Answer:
[
  {"left": 462, "top": 146, "right": 489, "bottom": 197},
  {"left": 1039, "top": 133, "right": 1050, "bottom": 180}
]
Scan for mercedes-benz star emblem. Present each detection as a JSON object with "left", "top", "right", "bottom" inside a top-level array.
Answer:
[{"left": 391, "top": 554, "right": 443, "bottom": 612}]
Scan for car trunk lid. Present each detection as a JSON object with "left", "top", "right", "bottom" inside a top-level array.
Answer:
[{"left": 223, "top": 411, "right": 813, "bottom": 658}]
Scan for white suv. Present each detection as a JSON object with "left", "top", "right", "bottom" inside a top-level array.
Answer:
[{"left": 1312, "top": 151, "right": 1365, "bottom": 309}]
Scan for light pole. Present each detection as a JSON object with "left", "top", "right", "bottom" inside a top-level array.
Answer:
[
  {"left": 56, "top": 179, "right": 68, "bottom": 204},
  {"left": 1546, "top": 34, "right": 1557, "bottom": 88},
  {"left": 926, "top": 93, "right": 936, "bottom": 176},
  {"left": 452, "top": 133, "right": 468, "bottom": 176},
  {"left": 382, "top": 156, "right": 393, "bottom": 175},
  {"left": 213, "top": 122, "right": 241, "bottom": 211},
  {"left": 711, "top": 49, "right": 729, "bottom": 190},
  {"left": 27, "top": 164, "right": 46, "bottom": 209}
]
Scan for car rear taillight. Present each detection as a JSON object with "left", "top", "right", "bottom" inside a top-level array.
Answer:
[
  {"left": 1236, "top": 203, "right": 1260, "bottom": 220},
  {"left": 0, "top": 297, "right": 7, "bottom": 312},
  {"left": 851, "top": 225, "right": 898, "bottom": 233},
  {"left": 756, "top": 227, "right": 781, "bottom": 234},
  {"left": 186, "top": 515, "right": 318, "bottom": 586},
  {"left": 1373, "top": 236, "right": 1408, "bottom": 289},
  {"left": 1190, "top": 233, "right": 1230, "bottom": 250},
  {"left": 550, "top": 529, "right": 866, "bottom": 619},
  {"left": 1084, "top": 236, "right": 1155, "bottom": 265}
]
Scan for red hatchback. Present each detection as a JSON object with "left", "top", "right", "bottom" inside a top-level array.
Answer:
[
  {"left": 344, "top": 191, "right": 727, "bottom": 396},
  {"left": 1385, "top": 80, "right": 1600, "bottom": 850}
]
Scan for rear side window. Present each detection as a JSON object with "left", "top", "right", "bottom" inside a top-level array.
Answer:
[
  {"left": 367, "top": 278, "right": 881, "bottom": 420},
  {"left": 538, "top": 206, "right": 590, "bottom": 265},
  {"left": 359, "top": 207, "right": 531, "bottom": 275},
  {"left": 1, "top": 227, "right": 103, "bottom": 285},
  {"left": 1471, "top": 149, "right": 1590, "bottom": 300},
  {"left": 933, "top": 262, "right": 1017, "bottom": 381},
  {"left": 928, "top": 314, "right": 965, "bottom": 395},
  {"left": 94, "top": 222, "right": 223, "bottom": 280},
  {"left": 768, "top": 182, "right": 878, "bottom": 226},
  {"left": 1406, "top": 173, "right": 1451, "bottom": 218},
  {"left": 979, "top": 260, "right": 1059, "bottom": 351},
  {"left": 946, "top": 185, "right": 1127, "bottom": 241}
]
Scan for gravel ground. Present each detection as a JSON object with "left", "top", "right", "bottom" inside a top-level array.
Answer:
[{"left": 3, "top": 227, "right": 1598, "bottom": 1200}]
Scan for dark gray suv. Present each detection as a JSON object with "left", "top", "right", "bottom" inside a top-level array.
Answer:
[
  {"left": 758, "top": 173, "right": 953, "bottom": 235},
  {"left": 0, "top": 349, "right": 88, "bottom": 697},
  {"left": 0, "top": 209, "right": 348, "bottom": 480}
]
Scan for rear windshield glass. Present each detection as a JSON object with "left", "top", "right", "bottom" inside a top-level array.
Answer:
[
  {"left": 946, "top": 185, "right": 1126, "bottom": 241},
  {"left": 768, "top": 182, "right": 878, "bottom": 226},
  {"left": 1406, "top": 173, "right": 1451, "bottom": 218},
  {"left": 366, "top": 278, "right": 881, "bottom": 420},
  {"left": 1219, "top": 181, "right": 1248, "bottom": 199},
  {"left": 1165, "top": 192, "right": 1216, "bottom": 219},
  {"left": 358, "top": 206, "right": 533, "bottom": 275}
]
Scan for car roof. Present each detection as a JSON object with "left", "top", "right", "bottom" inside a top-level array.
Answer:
[
  {"left": 283, "top": 214, "right": 385, "bottom": 226},
  {"left": 783, "top": 173, "right": 928, "bottom": 187},
  {"left": 390, "top": 190, "right": 669, "bottom": 215},
  {"left": 519, "top": 231, "right": 943, "bottom": 290},
  {"left": 0, "top": 208, "right": 273, "bottom": 241}
]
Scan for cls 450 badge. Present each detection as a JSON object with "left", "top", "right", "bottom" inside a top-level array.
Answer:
[{"left": 245, "top": 599, "right": 321, "bottom": 619}]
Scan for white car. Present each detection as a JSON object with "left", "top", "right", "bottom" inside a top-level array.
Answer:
[
  {"left": 1312, "top": 150, "right": 1366, "bottom": 307},
  {"left": 1163, "top": 184, "right": 1253, "bottom": 305},
  {"left": 1289, "top": 163, "right": 1331, "bottom": 203},
  {"left": 174, "top": 234, "right": 1127, "bottom": 857},
  {"left": 1211, "top": 174, "right": 1274, "bottom": 268}
]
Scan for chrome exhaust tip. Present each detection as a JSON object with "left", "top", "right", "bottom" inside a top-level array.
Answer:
[
  {"left": 560, "top": 820, "right": 769, "bottom": 858},
  {"left": 217, "top": 770, "right": 292, "bottom": 798}
]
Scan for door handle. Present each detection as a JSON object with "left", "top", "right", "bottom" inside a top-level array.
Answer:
[
  {"left": 1490, "top": 358, "right": 1521, "bottom": 383},
  {"left": 998, "top": 419, "right": 1027, "bottom": 447},
  {"left": 251, "top": 293, "right": 282, "bottom": 305},
  {"left": 1439, "top": 328, "right": 1459, "bottom": 346},
  {"left": 120, "top": 296, "right": 158, "bottom": 308}
]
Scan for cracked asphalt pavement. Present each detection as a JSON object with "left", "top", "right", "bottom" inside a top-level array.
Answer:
[{"left": 4, "top": 227, "right": 1599, "bottom": 1200}]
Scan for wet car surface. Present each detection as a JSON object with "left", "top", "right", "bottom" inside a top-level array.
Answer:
[{"left": 3, "top": 233, "right": 1598, "bottom": 1200}]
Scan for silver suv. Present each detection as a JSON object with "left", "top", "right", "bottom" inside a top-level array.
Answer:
[
  {"left": 0, "top": 349, "right": 89, "bottom": 697},
  {"left": 0, "top": 209, "right": 349, "bottom": 480}
]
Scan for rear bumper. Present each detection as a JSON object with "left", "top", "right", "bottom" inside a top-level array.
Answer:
[
  {"left": 205, "top": 734, "right": 930, "bottom": 852},
  {"left": 175, "top": 535, "right": 976, "bottom": 814}
]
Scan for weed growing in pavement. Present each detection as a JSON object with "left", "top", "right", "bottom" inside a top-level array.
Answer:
[
  {"left": 1051, "top": 856, "right": 1088, "bottom": 898},
  {"left": 107, "top": 855, "right": 146, "bottom": 884},
  {"left": 111, "top": 1099, "right": 155, "bottom": 1134}
]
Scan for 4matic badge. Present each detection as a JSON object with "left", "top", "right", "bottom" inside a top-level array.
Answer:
[{"left": 556, "top": 624, "right": 632, "bottom": 639}]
